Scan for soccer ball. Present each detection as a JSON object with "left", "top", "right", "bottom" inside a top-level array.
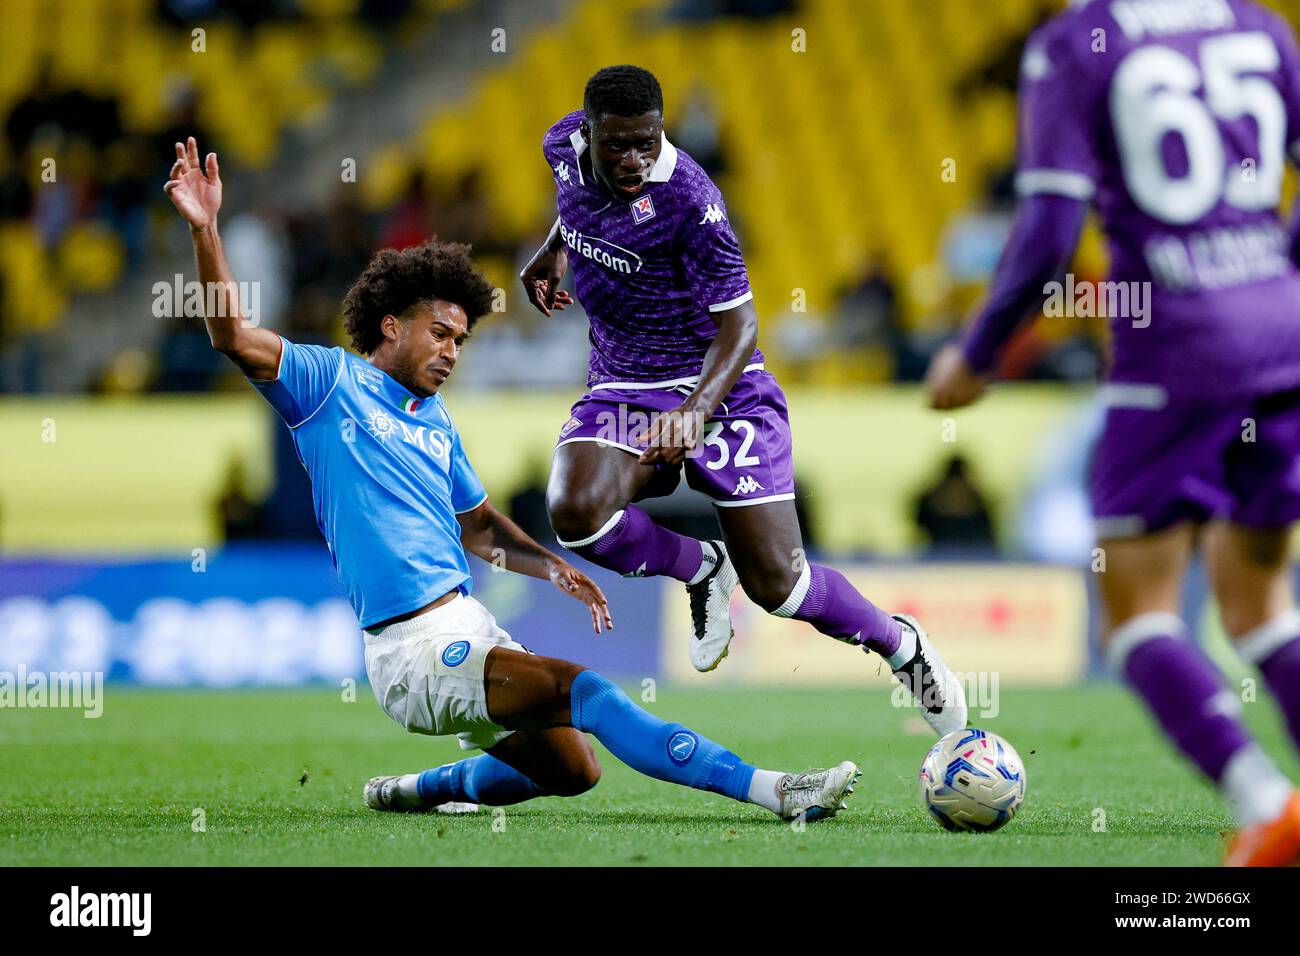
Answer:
[{"left": 919, "top": 728, "right": 1026, "bottom": 832}]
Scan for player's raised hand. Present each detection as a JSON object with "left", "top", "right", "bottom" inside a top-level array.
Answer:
[
  {"left": 548, "top": 559, "right": 614, "bottom": 634},
  {"left": 163, "top": 136, "right": 222, "bottom": 232},
  {"left": 636, "top": 405, "right": 702, "bottom": 468},
  {"left": 925, "top": 343, "right": 987, "bottom": 410},
  {"left": 519, "top": 245, "right": 573, "bottom": 317}
]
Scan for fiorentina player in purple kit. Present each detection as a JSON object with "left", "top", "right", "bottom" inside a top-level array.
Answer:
[
  {"left": 519, "top": 65, "right": 967, "bottom": 738},
  {"left": 926, "top": 0, "right": 1300, "bottom": 865}
]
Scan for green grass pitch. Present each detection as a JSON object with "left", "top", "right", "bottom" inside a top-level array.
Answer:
[{"left": 2, "top": 683, "right": 1296, "bottom": 866}]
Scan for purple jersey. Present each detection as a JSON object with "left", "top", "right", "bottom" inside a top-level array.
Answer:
[
  {"left": 542, "top": 110, "right": 761, "bottom": 387},
  {"left": 1014, "top": 0, "right": 1300, "bottom": 398}
]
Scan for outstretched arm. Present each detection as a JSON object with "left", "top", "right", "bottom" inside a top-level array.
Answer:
[
  {"left": 926, "top": 193, "right": 1086, "bottom": 410},
  {"left": 457, "top": 499, "right": 614, "bottom": 633},
  {"left": 163, "top": 136, "right": 281, "bottom": 380}
]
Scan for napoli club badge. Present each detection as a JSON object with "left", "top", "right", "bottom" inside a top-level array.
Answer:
[{"left": 631, "top": 194, "right": 655, "bottom": 224}]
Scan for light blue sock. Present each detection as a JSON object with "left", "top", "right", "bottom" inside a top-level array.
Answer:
[
  {"left": 417, "top": 754, "right": 547, "bottom": 807},
  {"left": 569, "top": 670, "right": 756, "bottom": 801}
]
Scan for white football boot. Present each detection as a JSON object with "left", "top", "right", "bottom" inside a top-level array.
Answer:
[
  {"left": 775, "top": 761, "right": 861, "bottom": 823},
  {"left": 364, "top": 774, "right": 477, "bottom": 814},
  {"left": 883, "top": 613, "right": 968, "bottom": 737},
  {"left": 686, "top": 540, "right": 739, "bottom": 672}
]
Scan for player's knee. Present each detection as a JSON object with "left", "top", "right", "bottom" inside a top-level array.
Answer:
[
  {"left": 738, "top": 563, "right": 799, "bottom": 614},
  {"left": 550, "top": 756, "right": 601, "bottom": 797},
  {"left": 546, "top": 486, "right": 616, "bottom": 542},
  {"left": 540, "top": 658, "right": 587, "bottom": 711}
]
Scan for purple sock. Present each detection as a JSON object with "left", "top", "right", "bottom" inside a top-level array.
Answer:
[
  {"left": 1238, "top": 612, "right": 1300, "bottom": 753},
  {"left": 1110, "top": 613, "right": 1252, "bottom": 782},
  {"left": 558, "top": 506, "right": 705, "bottom": 582},
  {"left": 776, "top": 563, "right": 902, "bottom": 656},
  {"left": 1260, "top": 641, "right": 1300, "bottom": 750}
]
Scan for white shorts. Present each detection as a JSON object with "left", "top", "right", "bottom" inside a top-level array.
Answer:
[{"left": 363, "top": 594, "right": 528, "bottom": 751}]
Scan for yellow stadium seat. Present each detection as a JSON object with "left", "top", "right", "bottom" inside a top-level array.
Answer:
[{"left": 57, "top": 223, "right": 126, "bottom": 293}]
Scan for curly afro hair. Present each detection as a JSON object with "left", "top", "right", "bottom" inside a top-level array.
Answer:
[
  {"left": 584, "top": 65, "right": 663, "bottom": 122},
  {"left": 342, "top": 240, "right": 496, "bottom": 354}
]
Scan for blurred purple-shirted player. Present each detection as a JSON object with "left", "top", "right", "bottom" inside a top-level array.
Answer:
[
  {"left": 520, "top": 65, "right": 967, "bottom": 737},
  {"left": 926, "top": 0, "right": 1300, "bottom": 866}
]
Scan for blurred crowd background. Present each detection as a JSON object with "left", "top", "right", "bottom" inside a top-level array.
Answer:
[
  {"left": 0, "top": 0, "right": 1117, "bottom": 397},
  {"left": 1, "top": 0, "right": 1297, "bottom": 563}
]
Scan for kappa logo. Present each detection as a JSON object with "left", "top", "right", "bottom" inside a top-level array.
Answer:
[
  {"left": 733, "top": 475, "right": 765, "bottom": 495},
  {"left": 667, "top": 730, "right": 698, "bottom": 764},
  {"left": 631, "top": 194, "right": 655, "bottom": 224},
  {"left": 699, "top": 203, "right": 726, "bottom": 225},
  {"left": 554, "top": 161, "right": 571, "bottom": 184},
  {"left": 441, "top": 640, "right": 471, "bottom": 667}
]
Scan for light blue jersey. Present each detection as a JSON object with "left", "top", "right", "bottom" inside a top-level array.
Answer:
[{"left": 251, "top": 336, "right": 487, "bottom": 628}]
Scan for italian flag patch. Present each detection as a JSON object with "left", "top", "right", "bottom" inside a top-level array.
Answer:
[{"left": 402, "top": 397, "right": 420, "bottom": 414}]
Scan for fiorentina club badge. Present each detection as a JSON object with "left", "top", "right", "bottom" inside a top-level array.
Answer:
[{"left": 631, "top": 194, "right": 655, "bottom": 224}]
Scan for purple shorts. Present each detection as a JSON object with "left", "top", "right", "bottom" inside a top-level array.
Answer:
[
  {"left": 1090, "top": 385, "right": 1300, "bottom": 537},
  {"left": 554, "top": 368, "right": 796, "bottom": 507}
]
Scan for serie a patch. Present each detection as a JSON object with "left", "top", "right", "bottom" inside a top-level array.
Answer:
[{"left": 559, "top": 415, "right": 583, "bottom": 438}]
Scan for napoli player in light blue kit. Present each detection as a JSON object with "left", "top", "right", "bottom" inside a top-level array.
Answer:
[{"left": 163, "top": 135, "right": 858, "bottom": 821}]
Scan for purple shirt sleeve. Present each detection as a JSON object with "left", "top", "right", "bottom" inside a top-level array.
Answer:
[
  {"left": 673, "top": 188, "right": 752, "bottom": 313},
  {"left": 961, "top": 194, "right": 1088, "bottom": 374},
  {"left": 1011, "top": 25, "right": 1101, "bottom": 203},
  {"left": 960, "top": 23, "right": 1096, "bottom": 373}
]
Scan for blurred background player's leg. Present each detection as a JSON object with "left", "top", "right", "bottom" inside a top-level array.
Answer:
[
  {"left": 1098, "top": 526, "right": 1297, "bottom": 855},
  {"left": 1206, "top": 523, "right": 1300, "bottom": 754}
]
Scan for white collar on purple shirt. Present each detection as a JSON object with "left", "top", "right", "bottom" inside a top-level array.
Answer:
[{"left": 568, "top": 128, "right": 679, "bottom": 184}]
